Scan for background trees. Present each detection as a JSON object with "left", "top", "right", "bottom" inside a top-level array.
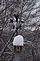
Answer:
[
  {"left": 0, "top": 0, "right": 40, "bottom": 61},
  {"left": 0, "top": 0, "right": 40, "bottom": 31}
]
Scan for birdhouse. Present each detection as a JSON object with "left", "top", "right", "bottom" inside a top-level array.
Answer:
[{"left": 13, "top": 35, "right": 24, "bottom": 53}]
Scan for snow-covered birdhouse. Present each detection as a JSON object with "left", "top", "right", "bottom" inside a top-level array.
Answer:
[{"left": 13, "top": 35, "right": 24, "bottom": 53}]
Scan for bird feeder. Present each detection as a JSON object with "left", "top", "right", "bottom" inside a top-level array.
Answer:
[{"left": 13, "top": 35, "right": 24, "bottom": 53}]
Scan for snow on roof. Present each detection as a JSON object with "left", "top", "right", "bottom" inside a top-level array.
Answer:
[{"left": 13, "top": 35, "right": 24, "bottom": 46}]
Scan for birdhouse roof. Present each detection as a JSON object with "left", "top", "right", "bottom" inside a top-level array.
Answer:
[{"left": 13, "top": 35, "right": 24, "bottom": 46}]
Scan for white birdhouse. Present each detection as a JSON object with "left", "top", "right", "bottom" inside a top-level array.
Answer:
[{"left": 13, "top": 35, "right": 24, "bottom": 52}]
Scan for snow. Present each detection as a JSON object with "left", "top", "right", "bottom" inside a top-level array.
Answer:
[
  {"left": 31, "top": 1, "right": 40, "bottom": 15},
  {"left": 31, "top": 27, "right": 35, "bottom": 31},
  {"left": 13, "top": 35, "right": 24, "bottom": 46},
  {"left": 33, "top": 2, "right": 40, "bottom": 8},
  {"left": 31, "top": 9, "right": 36, "bottom": 15},
  {"left": 23, "top": 5, "right": 27, "bottom": 11},
  {"left": 24, "top": 27, "right": 31, "bottom": 30}
]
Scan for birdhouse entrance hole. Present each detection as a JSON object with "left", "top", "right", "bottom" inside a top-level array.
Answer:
[{"left": 16, "top": 46, "right": 20, "bottom": 52}]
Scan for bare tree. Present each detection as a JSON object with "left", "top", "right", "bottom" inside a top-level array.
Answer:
[{"left": 0, "top": 0, "right": 40, "bottom": 61}]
